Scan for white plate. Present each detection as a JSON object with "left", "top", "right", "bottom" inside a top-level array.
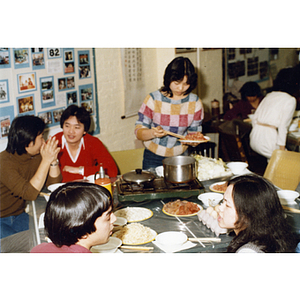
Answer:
[
  {"left": 114, "top": 207, "right": 153, "bottom": 222},
  {"left": 47, "top": 183, "right": 66, "bottom": 192},
  {"left": 209, "top": 181, "right": 228, "bottom": 193},
  {"left": 113, "top": 228, "right": 157, "bottom": 245},
  {"left": 179, "top": 136, "right": 211, "bottom": 143},
  {"left": 162, "top": 202, "right": 203, "bottom": 217}
]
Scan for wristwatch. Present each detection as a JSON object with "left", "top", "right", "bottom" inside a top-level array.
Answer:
[
  {"left": 79, "top": 166, "right": 84, "bottom": 175},
  {"left": 50, "top": 159, "right": 59, "bottom": 167}
]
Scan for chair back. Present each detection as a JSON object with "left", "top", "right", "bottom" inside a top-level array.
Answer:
[
  {"left": 263, "top": 150, "right": 300, "bottom": 190},
  {"left": 110, "top": 148, "right": 144, "bottom": 174}
]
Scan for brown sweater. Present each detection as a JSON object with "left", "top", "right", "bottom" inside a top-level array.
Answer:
[{"left": 0, "top": 150, "right": 62, "bottom": 218}]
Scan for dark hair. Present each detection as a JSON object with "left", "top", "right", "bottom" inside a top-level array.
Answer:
[
  {"left": 6, "top": 115, "right": 45, "bottom": 155},
  {"left": 226, "top": 174, "right": 297, "bottom": 253},
  {"left": 44, "top": 182, "right": 113, "bottom": 247},
  {"left": 272, "top": 67, "right": 299, "bottom": 96},
  {"left": 60, "top": 105, "right": 91, "bottom": 132},
  {"left": 160, "top": 57, "right": 198, "bottom": 97},
  {"left": 239, "top": 81, "right": 262, "bottom": 101}
]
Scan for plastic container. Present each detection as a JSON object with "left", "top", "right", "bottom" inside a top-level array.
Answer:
[{"left": 94, "top": 165, "right": 112, "bottom": 195}]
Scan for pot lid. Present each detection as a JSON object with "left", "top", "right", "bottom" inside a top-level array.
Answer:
[{"left": 122, "top": 169, "right": 155, "bottom": 183}]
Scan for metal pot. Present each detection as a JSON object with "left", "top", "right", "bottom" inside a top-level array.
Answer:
[
  {"left": 163, "top": 156, "right": 196, "bottom": 183},
  {"left": 122, "top": 169, "right": 156, "bottom": 185}
]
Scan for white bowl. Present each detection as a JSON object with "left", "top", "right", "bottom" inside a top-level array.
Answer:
[
  {"left": 47, "top": 183, "right": 66, "bottom": 192},
  {"left": 113, "top": 217, "right": 127, "bottom": 231},
  {"left": 156, "top": 231, "right": 187, "bottom": 247},
  {"left": 91, "top": 237, "right": 122, "bottom": 253},
  {"left": 248, "top": 114, "right": 254, "bottom": 120},
  {"left": 277, "top": 190, "right": 299, "bottom": 205},
  {"left": 227, "top": 162, "right": 248, "bottom": 175},
  {"left": 155, "top": 166, "right": 164, "bottom": 177},
  {"left": 198, "top": 192, "right": 223, "bottom": 207}
]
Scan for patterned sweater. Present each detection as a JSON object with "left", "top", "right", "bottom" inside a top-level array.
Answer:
[{"left": 135, "top": 91, "right": 204, "bottom": 157}]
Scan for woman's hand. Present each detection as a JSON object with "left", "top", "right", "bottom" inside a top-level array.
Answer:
[
  {"left": 152, "top": 126, "right": 166, "bottom": 138},
  {"left": 40, "top": 136, "right": 60, "bottom": 164}
]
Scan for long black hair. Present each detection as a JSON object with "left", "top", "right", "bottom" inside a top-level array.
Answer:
[
  {"left": 226, "top": 174, "right": 297, "bottom": 253},
  {"left": 160, "top": 56, "right": 198, "bottom": 97},
  {"left": 44, "top": 182, "right": 113, "bottom": 247},
  {"left": 6, "top": 115, "right": 45, "bottom": 155}
]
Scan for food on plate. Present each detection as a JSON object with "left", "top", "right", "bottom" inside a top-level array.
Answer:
[
  {"left": 113, "top": 223, "right": 155, "bottom": 245},
  {"left": 210, "top": 181, "right": 228, "bottom": 193},
  {"left": 181, "top": 132, "right": 207, "bottom": 141},
  {"left": 192, "top": 155, "right": 232, "bottom": 181},
  {"left": 163, "top": 200, "right": 201, "bottom": 216},
  {"left": 114, "top": 207, "right": 153, "bottom": 222}
]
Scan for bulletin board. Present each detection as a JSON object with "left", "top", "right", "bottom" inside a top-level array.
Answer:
[
  {"left": 0, "top": 48, "right": 99, "bottom": 141},
  {"left": 226, "top": 48, "right": 270, "bottom": 88}
]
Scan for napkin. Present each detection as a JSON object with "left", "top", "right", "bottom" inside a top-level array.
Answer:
[{"left": 152, "top": 240, "right": 196, "bottom": 253}]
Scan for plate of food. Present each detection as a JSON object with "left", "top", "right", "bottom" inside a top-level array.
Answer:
[
  {"left": 179, "top": 132, "right": 210, "bottom": 144},
  {"left": 112, "top": 223, "right": 157, "bottom": 245},
  {"left": 114, "top": 207, "right": 153, "bottom": 223},
  {"left": 162, "top": 199, "right": 203, "bottom": 217},
  {"left": 209, "top": 181, "right": 228, "bottom": 193}
]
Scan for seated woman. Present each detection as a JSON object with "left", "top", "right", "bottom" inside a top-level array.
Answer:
[
  {"left": 218, "top": 174, "right": 298, "bottom": 253},
  {"left": 31, "top": 182, "right": 116, "bottom": 253},
  {"left": 54, "top": 105, "right": 118, "bottom": 182},
  {"left": 223, "top": 81, "right": 262, "bottom": 121}
]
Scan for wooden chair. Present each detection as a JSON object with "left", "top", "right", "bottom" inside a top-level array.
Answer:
[
  {"left": 110, "top": 148, "right": 144, "bottom": 175},
  {"left": 263, "top": 149, "right": 300, "bottom": 190}
]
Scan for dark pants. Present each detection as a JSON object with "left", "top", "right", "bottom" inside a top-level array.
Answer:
[{"left": 0, "top": 212, "right": 29, "bottom": 239}]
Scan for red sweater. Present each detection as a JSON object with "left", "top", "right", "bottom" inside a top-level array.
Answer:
[{"left": 54, "top": 132, "right": 118, "bottom": 182}]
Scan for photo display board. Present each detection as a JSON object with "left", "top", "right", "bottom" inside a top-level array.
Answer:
[
  {"left": 226, "top": 48, "right": 270, "bottom": 87},
  {"left": 0, "top": 48, "right": 99, "bottom": 140}
]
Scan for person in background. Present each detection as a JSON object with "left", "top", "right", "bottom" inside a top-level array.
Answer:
[
  {"left": 31, "top": 182, "right": 116, "bottom": 253},
  {"left": 250, "top": 67, "right": 298, "bottom": 159},
  {"left": 0, "top": 115, "right": 61, "bottom": 240},
  {"left": 218, "top": 174, "right": 298, "bottom": 253},
  {"left": 135, "top": 57, "right": 204, "bottom": 170},
  {"left": 223, "top": 81, "right": 263, "bottom": 121},
  {"left": 54, "top": 105, "right": 118, "bottom": 182}
]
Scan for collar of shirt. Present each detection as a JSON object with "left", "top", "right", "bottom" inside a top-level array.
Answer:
[{"left": 62, "top": 134, "right": 85, "bottom": 163}]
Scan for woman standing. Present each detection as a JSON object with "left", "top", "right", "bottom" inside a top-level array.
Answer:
[
  {"left": 218, "top": 174, "right": 297, "bottom": 253},
  {"left": 135, "top": 57, "right": 204, "bottom": 170}
]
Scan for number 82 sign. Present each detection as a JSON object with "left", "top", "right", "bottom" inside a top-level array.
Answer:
[{"left": 47, "top": 48, "right": 61, "bottom": 59}]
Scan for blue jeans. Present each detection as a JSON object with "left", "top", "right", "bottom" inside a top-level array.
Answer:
[
  {"left": 0, "top": 212, "right": 29, "bottom": 239},
  {"left": 142, "top": 148, "right": 188, "bottom": 170}
]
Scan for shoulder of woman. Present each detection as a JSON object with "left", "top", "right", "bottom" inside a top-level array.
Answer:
[{"left": 236, "top": 242, "right": 264, "bottom": 253}]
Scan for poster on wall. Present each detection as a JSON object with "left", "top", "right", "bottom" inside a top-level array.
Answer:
[
  {"left": 0, "top": 106, "right": 14, "bottom": 139},
  {"left": 0, "top": 48, "right": 99, "bottom": 139},
  {"left": 226, "top": 48, "right": 270, "bottom": 88}
]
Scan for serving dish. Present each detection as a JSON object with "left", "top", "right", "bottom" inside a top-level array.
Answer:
[
  {"left": 114, "top": 207, "right": 153, "bottom": 222},
  {"left": 179, "top": 136, "right": 211, "bottom": 143},
  {"left": 209, "top": 181, "right": 228, "bottom": 193},
  {"left": 113, "top": 228, "right": 157, "bottom": 245},
  {"left": 162, "top": 204, "right": 203, "bottom": 217}
]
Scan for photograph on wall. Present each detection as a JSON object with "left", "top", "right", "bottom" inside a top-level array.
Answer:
[
  {"left": 58, "top": 77, "right": 67, "bottom": 90},
  {"left": 64, "top": 48, "right": 75, "bottom": 75},
  {"left": 67, "top": 76, "right": 75, "bottom": 89},
  {"left": 64, "top": 62, "right": 74, "bottom": 74},
  {"left": 79, "top": 83, "right": 93, "bottom": 102},
  {"left": 78, "top": 50, "right": 91, "bottom": 79},
  {"left": 81, "top": 100, "right": 93, "bottom": 114},
  {"left": 17, "top": 94, "right": 35, "bottom": 115},
  {"left": 53, "top": 108, "right": 64, "bottom": 123},
  {"left": 67, "top": 91, "right": 78, "bottom": 106},
  {"left": 0, "top": 116, "right": 11, "bottom": 138},
  {"left": 17, "top": 72, "right": 37, "bottom": 93},
  {"left": 31, "top": 48, "right": 45, "bottom": 70},
  {"left": 47, "top": 48, "right": 61, "bottom": 59},
  {"left": 0, "top": 48, "right": 11, "bottom": 69},
  {"left": 0, "top": 105, "right": 14, "bottom": 139},
  {"left": 40, "top": 76, "right": 55, "bottom": 108},
  {"left": 64, "top": 49, "right": 74, "bottom": 62},
  {"left": 13, "top": 48, "right": 30, "bottom": 69},
  {"left": 0, "top": 79, "right": 9, "bottom": 103},
  {"left": 39, "top": 111, "right": 53, "bottom": 126}
]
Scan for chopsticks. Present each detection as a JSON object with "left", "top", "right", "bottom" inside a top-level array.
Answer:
[
  {"left": 120, "top": 246, "right": 154, "bottom": 251},
  {"left": 282, "top": 205, "right": 300, "bottom": 214},
  {"left": 39, "top": 192, "right": 50, "bottom": 197},
  {"left": 163, "top": 130, "right": 185, "bottom": 139},
  {"left": 189, "top": 237, "right": 221, "bottom": 243}
]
